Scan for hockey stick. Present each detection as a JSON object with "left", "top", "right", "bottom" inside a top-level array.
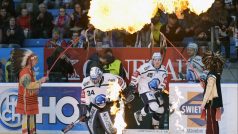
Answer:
[{"left": 61, "top": 116, "right": 88, "bottom": 134}]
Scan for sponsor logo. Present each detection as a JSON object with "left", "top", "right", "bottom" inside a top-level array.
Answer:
[
  {"left": 144, "top": 65, "right": 150, "bottom": 71},
  {"left": 180, "top": 92, "right": 205, "bottom": 127},
  {"left": 108, "top": 79, "right": 116, "bottom": 82},
  {"left": 83, "top": 81, "right": 90, "bottom": 87},
  {"left": 0, "top": 88, "right": 21, "bottom": 130},
  {"left": 0, "top": 86, "right": 82, "bottom": 131}
]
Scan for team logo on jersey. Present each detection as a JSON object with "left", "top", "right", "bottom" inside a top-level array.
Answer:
[
  {"left": 108, "top": 79, "right": 116, "bottom": 82},
  {"left": 179, "top": 92, "right": 205, "bottom": 127},
  {"left": 83, "top": 81, "right": 90, "bottom": 87},
  {"left": 144, "top": 66, "right": 150, "bottom": 71}
]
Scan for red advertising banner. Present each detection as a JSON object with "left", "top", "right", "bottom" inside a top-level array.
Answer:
[{"left": 44, "top": 48, "right": 189, "bottom": 84}]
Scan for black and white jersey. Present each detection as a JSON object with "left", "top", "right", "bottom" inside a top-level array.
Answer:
[
  {"left": 81, "top": 73, "right": 126, "bottom": 106},
  {"left": 130, "top": 61, "right": 168, "bottom": 94}
]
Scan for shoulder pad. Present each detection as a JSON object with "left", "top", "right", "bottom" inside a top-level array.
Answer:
[
  {"left": 104, "top": 73, "right": 117, "bottom": 82},
  {"left": 158, "top": 65, "right": 167, "bottom": 72},
  {"left": 160, "top": 65, "right": 166, "bottom": 69},
  {"left": 108, "top": 78, "right": 116, "bottom": 82},
  {"left": 82, "top": 77, "right": 91, "bottom": 87},
  {"left": 141, "top": 63, "right": 152, "bottom": 71},
  {"left": 83, "top": 81, "right": 90, "bottom": 87},
  {"left": 193, "top": 56, "right": 202, "bottom": 61}
]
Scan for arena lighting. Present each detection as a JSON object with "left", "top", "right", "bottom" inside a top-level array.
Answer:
[{"left": 88, "top": 0, "right": 215, "bottom": 34}]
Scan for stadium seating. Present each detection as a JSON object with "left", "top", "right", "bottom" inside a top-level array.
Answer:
[
  {"left": 48, "top": 9, "right": 74, "bottom": 18},
  {"left": 23, "top": 38, "right": 71, "bottom": 47},
  {"left": 23, "top": 38, "right": 49, "bottom": 47}
]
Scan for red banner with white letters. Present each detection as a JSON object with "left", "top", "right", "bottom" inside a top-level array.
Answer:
[{"left": 44, "top": 48, "right": 190, "bottom": 85}]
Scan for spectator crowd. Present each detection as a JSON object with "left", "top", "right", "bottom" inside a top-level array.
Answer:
[
  {"left": 0, "top": 0, "right": 237, "bottom": 50},
  {"left": 0, "top": 0, "right": 237, "bottom": 83}
]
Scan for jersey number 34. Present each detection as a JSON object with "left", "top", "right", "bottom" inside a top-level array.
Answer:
[{"left": 87, "top": 90, "right": 95, "bottom": 96}]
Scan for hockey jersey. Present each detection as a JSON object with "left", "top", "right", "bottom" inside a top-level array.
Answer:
[
  {"left": 130, "top": 61, "right": 168, "bottom": 94},
  {"left": 186, "top": 55, "right": 206, "bottom": 81},
  {"left": 81, "top": 73, "right": 126, "bottom": 106}
]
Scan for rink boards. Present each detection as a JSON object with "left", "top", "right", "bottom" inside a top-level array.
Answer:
[
  {"left": 169, "top": 83, "right": 238, "bottom": 134},
  {"left": 0, "top": 83, "right": 237, "bottom": 134}
]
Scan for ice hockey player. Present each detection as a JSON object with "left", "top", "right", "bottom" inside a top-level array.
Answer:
[
  {"left": 128, "top": 52, "right": 167, "bottom": 129},
  {"left": 180, "top": 42, "right": 207, "bottom": 82},
  {"left": 79, "top": 67, "right": 126, "bottom": 134}
]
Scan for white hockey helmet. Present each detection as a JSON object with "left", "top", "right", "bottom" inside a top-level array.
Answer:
[
  {"left": 152, "top": 52, "right": 162, "bottom": 60},
  {"left": 90, "top": 67, "right": 103, "bottom": 84},
  {"left": 187, "top": 43, "right": 198, "bottom": 53}
]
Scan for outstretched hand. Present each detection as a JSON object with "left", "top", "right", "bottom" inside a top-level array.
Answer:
[
  {"left": 200, "top": 109, "right": 206, "bottom": 120},
  {"left": 122, "top": 85, "right": 136, "bottom": 104},
  {"left": 123, "top": 94, "right": 135, "bottom": 104},
  {"left": 216, "top": 108, "right": 222, "bottom": 121},
  {"left": 200, "top": 104, "right": 206, "bottom": 120},
  {"left": 40, "top": 76, "right": 48, "bottom": 84}
]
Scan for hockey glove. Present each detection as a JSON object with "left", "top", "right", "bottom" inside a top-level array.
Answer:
[{"left": 123, "top": 84, "right": 136, "bottom": 104}]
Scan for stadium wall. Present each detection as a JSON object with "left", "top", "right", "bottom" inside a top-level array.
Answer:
[{"left": 0, "top": 83, "right": 237, "bottom": 134}]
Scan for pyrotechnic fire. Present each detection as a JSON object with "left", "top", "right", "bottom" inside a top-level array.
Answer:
[
  {"left": 107, "top": 80, "right": 127, "bottom": 134},
  {"left": 88, "top": 0, "right": 158, "bottom": 34},
  {"left": 113, "top": 99, "right": 127, "bottom": 134},
  {"left": 107, "top": 80, "right": 121, "bottom": 102},
  {"left": 157, "top": 0, "right": 188, "bottom": 18},
  {"left": 88, "top": 0, "right": 215, "bottom": 33},
  {"left": 110, "top": 102, "right": 119, "bottom": 115},
  {"left": 188, "top": 0, "right": 215, "bottom": 15},
  {"left": 170, "top": 86, "right": 186, "bottom": 133}
]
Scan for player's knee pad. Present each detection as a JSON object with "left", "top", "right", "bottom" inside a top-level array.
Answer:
[
  {"left": 152, "top": 113, "right": 163, "bottom": 121},
  {"left": 149, "top": 102, "right": 164, "bottom": 114}
]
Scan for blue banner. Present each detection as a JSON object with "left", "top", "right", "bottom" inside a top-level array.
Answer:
[
  {"left": 0, "top": 83, "right": 88, "bottom": 133},
  {"left": 37, "top": 84, "right": 88, "bottom": 131}
]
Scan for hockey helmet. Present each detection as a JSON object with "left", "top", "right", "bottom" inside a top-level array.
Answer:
[
  {"left": 187, "top": 43, "right": 198, "bottom": 53},
  {"left": 90, "top": 67, "right": 103, "bottom": 84},
  {"left": 152, "top": 52, "right": 162, "bottom": 60}
]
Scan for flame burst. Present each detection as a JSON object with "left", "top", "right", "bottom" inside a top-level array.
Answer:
[
  {"left": 157, "top": 0, "right": 188, "bottom": 18},
  {"left": 107, "top": 80, "right": 127, "bottom": 134},
  {"left": 157, "top": 0, "right": 215, "bottom": 17},
  {"left": 88, "top": 0, "right": 215, "bottom": 33},
  {"left": 170, "top": 86, "right": 186, "bottom": 133},
  {"left": 107, "top": 80, "right": 121, "bottom": 102},
  {"left": 88, "top": 0, "right": 158, "bottom": 34},
  {"left": 113, "top": 99, "right": 127, "bottom": 134},
  {"left": 188, "top": 0, "right": 215, "bottom": 15}
]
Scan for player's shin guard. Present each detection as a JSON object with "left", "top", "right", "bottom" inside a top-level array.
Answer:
[
  {"left": 152, "top": 113, "right": 163, "bottom": 129},
  {"left": 99, "top": 111, "right": 117, "bottom": 134},
  {"left": 148, "top": 102, "right": 164, "bottom": 114},
  {"left": 87, "top": 106, "right": 99, "bottom": 134}
]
